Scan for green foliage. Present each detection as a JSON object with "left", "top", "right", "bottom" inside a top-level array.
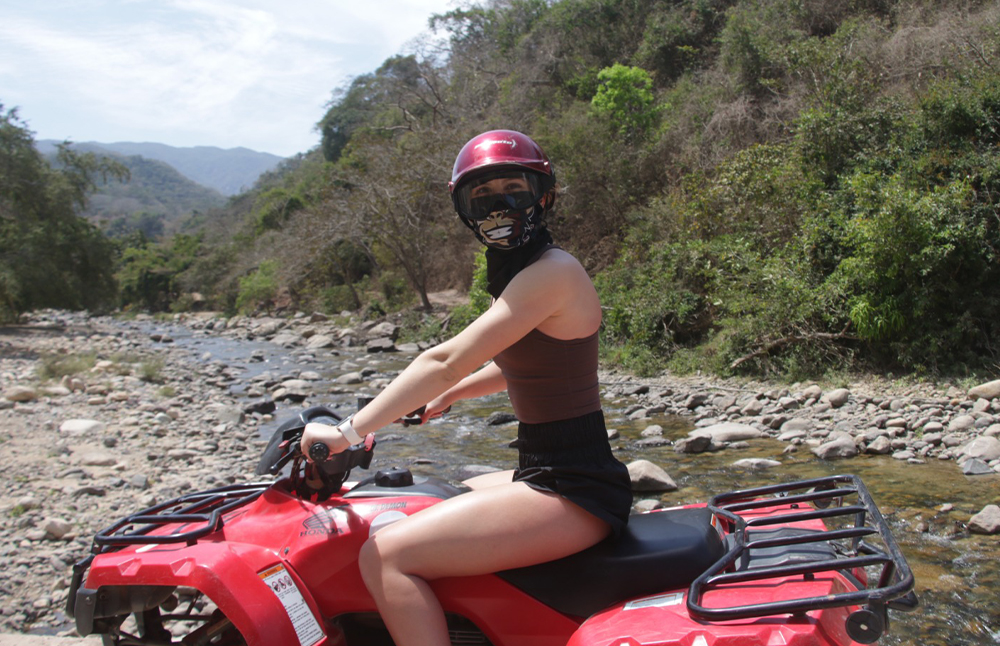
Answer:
[
  {"left": 117, "top": 233, "right": 202, "bottom": 311},
  {"left": 235, "top": 260, "right": 279, "bottom": 314},
  {"left": 0, "top": 105, "right": 124, "bottom": 320},
  {"left": 591, "top": 64, "right": 658, "bottom": 139},
  {"left": 449, "top": 252, "right": 490, "bottom": 331}
]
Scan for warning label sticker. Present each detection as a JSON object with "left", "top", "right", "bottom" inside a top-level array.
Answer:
[{"left": 258, "top": 564, "right": 324, "bottom": 646}]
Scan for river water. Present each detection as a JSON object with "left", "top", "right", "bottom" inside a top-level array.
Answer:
[{"left": 153, "top": 320, "right": 1000, "bottom": 646}]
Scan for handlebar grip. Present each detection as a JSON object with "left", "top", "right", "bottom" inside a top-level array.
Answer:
[{"left": 309, "top": 442, "right": 330, "bottom": 462}]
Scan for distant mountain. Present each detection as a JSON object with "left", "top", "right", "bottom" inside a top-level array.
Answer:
[
  {"left": 37, "top": 143, "right": 227, "bottom": 238},
  {"left": 37, "top": 140, "right": 284, "bottom": 196}
]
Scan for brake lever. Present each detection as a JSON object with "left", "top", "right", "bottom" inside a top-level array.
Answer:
[{"left": 268, "top": 439, "right": 300, "bottom": 475}]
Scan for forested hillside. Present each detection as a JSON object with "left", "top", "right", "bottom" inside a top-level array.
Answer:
[
  {"left": 50, "top": 150, "right": 226, "bottom": 238},
  {"left": 7, "top": 0, "right": 1000, "bottom": 380},
  {"left": 37, "top": 140, "right": 284, "bottom": 196}
]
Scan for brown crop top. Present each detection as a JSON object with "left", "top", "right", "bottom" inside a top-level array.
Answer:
[{"left": 493, "top": 328, "right": 601, "bottom": 424}]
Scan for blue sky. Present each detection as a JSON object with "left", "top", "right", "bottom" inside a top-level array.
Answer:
[{"left": 0, "top": 0, "right": 459, "bottom": 157}]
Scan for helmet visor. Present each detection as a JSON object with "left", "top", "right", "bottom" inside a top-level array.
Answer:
[{"left": 453, "top": 170, "right": 554, "bottom": 221}]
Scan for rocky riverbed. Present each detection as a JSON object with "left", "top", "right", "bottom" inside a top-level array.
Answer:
[{"left": 1, "top": 309, "right": 999, "bottom": 638}]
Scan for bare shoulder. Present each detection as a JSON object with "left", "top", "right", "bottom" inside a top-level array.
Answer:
[{"left": 526, "top": 247, "right": 589, "bottom": 281}]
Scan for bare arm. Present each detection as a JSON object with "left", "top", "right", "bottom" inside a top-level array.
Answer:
[
  {"left": 301, "top": 252, "right": 583, "bottom": 455},
  {"left": 422, "top": 361, "right": 506, "bottom": 421}
]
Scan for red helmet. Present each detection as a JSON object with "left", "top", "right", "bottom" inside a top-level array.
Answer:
[{"left": 449, "top": 130, "right": 553, "bottom": 192}]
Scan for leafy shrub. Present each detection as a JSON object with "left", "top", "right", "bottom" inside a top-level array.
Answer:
[
  {"left": 448, "top": 252, "right": 489, "bottom": 332},
  {"left": 591, "top": 64, "right": 659, "bottom": 139},
  {"left": 235, "top": 260, "right": 279, "bottom": 314}
]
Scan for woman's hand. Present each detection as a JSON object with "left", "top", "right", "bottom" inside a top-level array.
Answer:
[
  {"left": 420, "top": 396, "right": 452, "bottom": 424},
  {"left": 300, "top": 422, "right": 352, "bottom": 461}
]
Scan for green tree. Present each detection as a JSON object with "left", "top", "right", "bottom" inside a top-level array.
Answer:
[
  {"left": 0, "top": 104, "right": 126, "bottom": 320},
  {"left": 591, "top": 64, "right": 658, "bottom": 139}
]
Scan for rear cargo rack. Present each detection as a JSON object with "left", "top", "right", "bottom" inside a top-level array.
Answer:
[
  {"left": 92, "top": 482, "right": 270, "bottom": 550},
  {"left": 688, "top": 475, "right": 916, "bottom": 644}
]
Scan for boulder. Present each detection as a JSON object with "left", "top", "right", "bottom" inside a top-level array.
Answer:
[
  {"left": 673, "top": 435, "right": 711, "bottom": 454},
  {"left": 865, "top": 436, "right": 892, "bottom": 455},
  {"left": 960, "top": 436, "right": 1000, "bottom": 462},
  {"left": 3, "top": 385, "right": 37, "bottom": 402},
  {"left": 59, "top": 419, "right": 105, "bottom": 437},
  {"left": 731, "top": 458, "right": 782, "bottom": 470},
  {"left": 969, "top": 505, "right": 1000, "bottom": 534},
  {"left": 367, "top": 338, "right": 398, "bottom": 353},
  {"left": 969, "top": 379, "right": 1000, "bottom": 401},
  {"left": 961, "top": 458, "right": 994, "bottom": 476},
  {"left": 626, "top": 460, "right": 678, "bottom": 492},
  {"left": 640, "top": 424, "right": 664, "bottom": 437},
  {"left": 948, "top": 415, "right": 976, "bottom": 432},
  {"left": 306, "top": 334, "right": 336, "bottom": 350},
  {"left": 486, "top": 411, "right": 517, "bottom": 426},
  {"left": 812, "top": 432, "right": 858, "bottom": 459},
  {"left": 79, "top": 451, "right": 117, "bottom": 467},
  {"left": 691, "top": 423, "right": 762, "bottom": 443},
  {"left": 368, "top": 322, "right": 400, "bottom": 340},
  {"left": 823, "top": 388, "right": 851, "bottom": 408}
]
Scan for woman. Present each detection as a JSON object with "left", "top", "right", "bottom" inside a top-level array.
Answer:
[{"left": 301, "top": 130, "right": 632, "bottom": 646}]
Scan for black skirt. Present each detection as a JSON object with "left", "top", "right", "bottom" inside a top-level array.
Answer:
[{"left": 511, "top": 410, "right": 632, "bottom": 538}]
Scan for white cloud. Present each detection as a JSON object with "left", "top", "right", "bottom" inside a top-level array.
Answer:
[{"left": 0, "top": 0, "right": 457, "bottom": 156}]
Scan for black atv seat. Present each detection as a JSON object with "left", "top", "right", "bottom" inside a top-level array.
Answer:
[{"left": 496, "top": 507, "right": 725, "bottom": 618}]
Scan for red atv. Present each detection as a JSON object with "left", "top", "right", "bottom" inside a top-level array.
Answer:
[{"left": 67, "top": 405, "right": 916, "bottom": 646}]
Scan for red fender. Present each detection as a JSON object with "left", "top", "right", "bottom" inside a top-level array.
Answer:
[{"left": 82, "top": 541, "right": 328, "bottom": 646}]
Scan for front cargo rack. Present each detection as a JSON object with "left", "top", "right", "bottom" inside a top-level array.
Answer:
[
  {"left": 687, "top": 475, "right": 917, "bottom": 644},
  {"left": 92, "top": 482, "right": 270, "bottom": 550}
]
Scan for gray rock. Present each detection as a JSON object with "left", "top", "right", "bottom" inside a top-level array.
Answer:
[
  {"left": 59, "top": 419, "right": 104, "bottom": 436},
  {"left": 778, "top": 397, "right": 800, "bottom": 410},
  {"left": 740, "top": 399, "right": 764, "bottom": 416},
  {"left": 691, "top": 423, "right": 762, "bottom": 443},
  {"left": 79, "top": 452, "right": 117, "bottom": 467},
  {"left": 243, "top": 398, "right": 276, "bottom": 415},
  {"left": 961, "top": 436, "right": 1000, "bottom": 462},
  {"left": 368, "top": 322, "right": 400, "bottom": 340},
  {"left": 892, "top": 450, "right": 915, "bottom": 460},
  {"left": 3, "top": 386, "right": 37, "bottom": 402},
  {"left": 824, "top": 388, "right": 851, "bottom": 408},
  {"left": 949, "top": 415, "right": 976, "bottom": 432},
  {"left": 674, "top": 435, "right": 711, "bottom": 454},
  {"left": 812, "top": 433, "right": 858, "bottom": 459},
  {"left": 780, "top": 418, "right": 813, "bottom": 433},
  {"left": 129, "top": 474, "right": 150, "bottom": 489},
  {"left": 43, "top": 518, "right": 74, "bottom": 540},
  {"left": 626, "top": 460, "right": 678, "bottom": 492},
  {"left": 923, "top": 421, "right": 944, "bottom": 434},
  {"left": 366, "top": 338, "right": 398, "bottom": 353},
  {"left": 969, "top": 504, "right": 1000, "bottom": 534},
  {"left": 802, "top": 385, "right": 823, "bottom": 400},
  {"left": 969, "top": 379, "right": 1000, "bottom": 401},
  {"left": 486, "top": 411, "right": 517, "bottom": 426},
  {"left": 684, "top": 394, "right": 709, "bottom": 409},
  {"left": 865, "top": 436, "right": 892, "bottom": 454},
  {"left": 306, "top": 334, "right": 336, "bottom": 350},
  {"left": 731, "top": 458, "right": 782, "bottom": 470},
  {"left": 635, "top": 437, "right": 672, "bottom": 448},
  {"left": 634, "top": 499, "right": 665, "bottom": 512},
  {"left": 336, "top": 372, "right": 364, "bottom": 385},
  {"left": 961, "top": 458, "right": 994, "bottom": 475},
  {"left": 640, "top": 424, "right": 664, "bottom": 437}
]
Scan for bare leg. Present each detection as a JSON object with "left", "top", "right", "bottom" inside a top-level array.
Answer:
[
  {"left": 462, "top": 468, "right": 515, "bottom": 490},
  {"left": 358, "top": 482, "right": 610, "bottom": 646}
]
